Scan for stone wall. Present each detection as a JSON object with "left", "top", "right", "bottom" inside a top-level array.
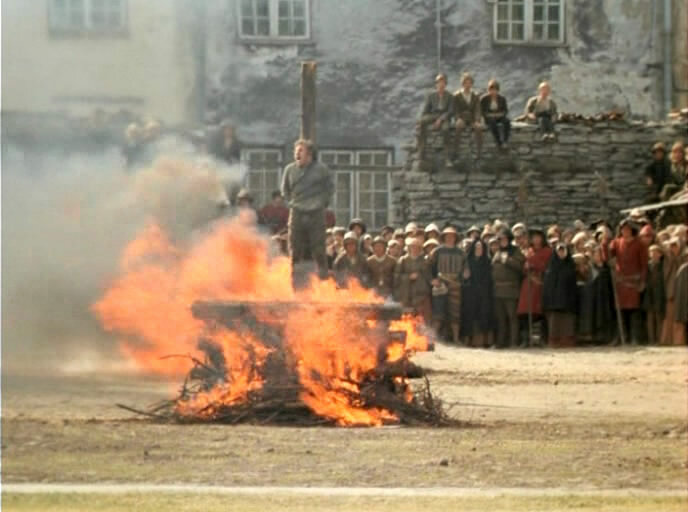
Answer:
[
  {"left": 393, "top": 120, "right": 688, "bottom": 228},
  {"left": 205, "top": 0, "right": 668, "bottom": 162}
]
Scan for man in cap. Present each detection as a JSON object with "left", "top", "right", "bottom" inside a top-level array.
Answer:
[
  {"left": 608, "top": 218, "right": 648, "bottom": 344},
  {"left": 394, "top": 237, "right": 433, "bottom": 322},
  {"left": 327, "top": 227, "right": 344, "bottom": 270},
  {"left": 405, "top": 222, "right": 419, "bottom": 237},
  {"left": 424, "top": 223, "right": 441, "bottom": 242},
  {"left": 454, "top": 72, "right": 483, "bottom": 160},
  {"left": 281, "top": 139, "right": 334, "bottom": 289},
  {"left": 416, "top": 73, "right": 455, "bottom": 162},
  {"left": 367, "top": 236, "right": 397, "bottom": 298},
  {"left": 481, "top": 225, "right": 496, "bottom": 246},
  {"left": 387, "top": 239, "right": 402, "bottom": 259},
  {"left": 511, "top": 222, "right": 528, "bottom": 251},
  {"left": 380, "top": 225, "right": 395, "bottom": 243},
  {"left": 492, "top": 227, "right": 526, "bottom": 348},
  {"left": 393, "top": 228, "right": 406, "bottom": 247},
  {"left": 466, "top": 225, "right": 481, "bottom": 242},
  {"left": 429, "top": 226, "right": 468, "bottom": 344},
  {"left": 423, "top": 238, "right": 440, "bottom": 257},
  {"left": 333, "top": 231, "right": 369, "bottom": 289},
  {"left": 349, "top": 218, "right": 367, "bottom": 238},
  {"left": 644, "top": 142, "right": 671, "bottom": 204}
]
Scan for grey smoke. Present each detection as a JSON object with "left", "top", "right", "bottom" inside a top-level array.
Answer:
[{"left": 1, "top": 140, "right": 243, "bottom": 373}]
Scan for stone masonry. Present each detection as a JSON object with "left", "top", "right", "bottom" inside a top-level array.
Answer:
[{"left": 393, "top": 119, "right": 688, "bottom": 228}]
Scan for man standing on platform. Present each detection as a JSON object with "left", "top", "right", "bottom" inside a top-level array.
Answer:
[{"left": 281, "top": 139, "right": 334, "bottom": 289}]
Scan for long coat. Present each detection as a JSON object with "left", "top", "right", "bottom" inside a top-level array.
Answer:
[
  {"left": 333, "top": 253, "right": 369, "bottom": 289},
  {"left": 609, "top": 236, "right": 648, "bottom": 310},
  {"left": 577, "top": 262, "right": 615, "bottom": 340},
  {"left": 543, "top": 253, "right": 578, "bottom": 313},
  {"left": 462, "top": 240, "right": 496, "bottom": 334},
  {"left": 366, "top": 254, "right": 397, "bottom": 298},
  {"left": 492, "top": 247, "right": 525, "bottom": 300},
  {"left": 517, "top": 246, "right": 552, "bottom": 316},
  {"left": 643, "top": 259, "right": 666, "bottom": 314},
  {"left": 394, "top": 254, "right": 432, "bottom": 308}
]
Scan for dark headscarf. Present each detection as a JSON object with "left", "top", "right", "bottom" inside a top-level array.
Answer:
[
  {"left": 464, "top": 240, "right": 496, "bottom": 332},
  {"left": 543, "top": 245, "right": 578, "bottom": 313}
]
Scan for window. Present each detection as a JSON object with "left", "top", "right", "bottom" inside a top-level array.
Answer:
[
  {"left": 318, "top": 149, "right": 394, "bottom": 230},
  {"left": 493, "top": 0, "right": 564, "bottom": 44},
  {"left": 241, "top": 148, "right": 284, "bottom": 208},
  {"left": 49, "top": 0, "right": 127, "bottom": 33},
  {"left": 357, "top": 171, "right": 390, "bottom": 232},
  {"left": 239, "top": 0, "right": 310, "bottom": 40}
]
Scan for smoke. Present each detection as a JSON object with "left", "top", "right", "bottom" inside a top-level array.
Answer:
[{"left": 1, "top": 140, "right": 244, "bottom": 374}]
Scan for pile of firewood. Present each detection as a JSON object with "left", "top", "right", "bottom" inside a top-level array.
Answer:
[{"left": 118, "top": 338, "right": 455, "bottom": 427}]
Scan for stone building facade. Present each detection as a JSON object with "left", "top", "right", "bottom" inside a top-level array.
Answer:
[
  {"left": 204, "top": 0, "right": 688, "bottom": 229},
  {"left": 397, "top": 119, "right": 688, "bottom": 228}
]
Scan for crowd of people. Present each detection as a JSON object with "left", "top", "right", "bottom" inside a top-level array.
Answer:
[
  {"left": 310, "top": 213, "right": 688, "bottom": 350},
  {"left": 242, "top": 137, "right": 688, "bottom": 351}
]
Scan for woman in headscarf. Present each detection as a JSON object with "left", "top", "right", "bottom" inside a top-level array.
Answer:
[
  {"left": 577, "top": 244, "right": 615, "bottom": 344},
  {"left": 543, "top": 242, "right": 579, "bottom": 348},
  {"left": 463, "top": 239, "right": 496, "bottom": 348}
]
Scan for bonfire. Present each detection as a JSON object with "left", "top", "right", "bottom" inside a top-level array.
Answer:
[{"left": 93, "top": 214, "right": 452, "bottom": 427}]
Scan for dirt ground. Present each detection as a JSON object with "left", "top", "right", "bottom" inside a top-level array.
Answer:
[{"left": 2, "top": 344, "right": 687, "bottom": 509}]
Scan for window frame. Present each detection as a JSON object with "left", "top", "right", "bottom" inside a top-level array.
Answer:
[
  {"left": 491, "top": 0, "right": 565, "bottom": 46},
  {"left": 48, "top": 0, "right": 129, "bottom": 36},
  {"left": 240, "top": 146, "right": 285, "bottom": 208},
  {"left": 237, "top": 0, "right": 312, "bottom": 43},
  {"left": 318, "top": 147, "right": 396, "bottom": 230}
]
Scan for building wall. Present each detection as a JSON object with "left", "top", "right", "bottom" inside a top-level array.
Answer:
[
  {"left": 395, "top": 119, "right": 687, "bottom": 228},
  {"left": 205, "top": 0, "right": 665, "bottom": 159},
  {"left": 1, "top": 0, "right": 198, "bottom": 126},
  {"left": 672, "top": 0, "right": 688, "bottom": 110}
]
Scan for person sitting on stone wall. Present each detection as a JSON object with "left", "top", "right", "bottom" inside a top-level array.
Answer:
[
  {"left": 644, "top": 142, "right": 672, "bottom": 203},
  {"left": 480, "top": 79, "right": 511, "bottom": 151},
  {"left": 660, "top": 141, "right": 686, "bottom": 200},
  {"left": 454, "top": 72, "right": 483, "bottom": 160},
  {"left": 525, "top": 81, "right": 558, "bottom": 142},
  {"left": 416, "top": 73, "right": 454, "bottom": 162}
]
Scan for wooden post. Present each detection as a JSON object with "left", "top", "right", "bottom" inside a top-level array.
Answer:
[{"left": 300, "top": 61, "right": 317, "bottom": 143}]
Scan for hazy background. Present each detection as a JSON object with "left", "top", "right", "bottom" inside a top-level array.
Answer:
[{"left": 1, "top": 141, "right": 244, "bottom": 374}]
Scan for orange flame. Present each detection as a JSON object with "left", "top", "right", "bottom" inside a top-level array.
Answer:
[{"left": 92, "top": 213, "right": 431, "bottom": 426}]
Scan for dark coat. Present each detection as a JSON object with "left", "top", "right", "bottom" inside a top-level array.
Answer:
[
  {"left": 543, "top": 253, "right": 578, "bottom": 313},
  {"left": 453, "top": 90, "right": 481, "bottom": 124},
  {"left": 643, "top": 259, "right": 666, "bottom": 314},
  {"left": 463, "top": 240, "right": 496, "bottom": 333},
  {"left": 577, "top": 263, "right": 615, "bottom": 340},
  {"left": 644, "top": 159, "right": 672, "bottom": 194},
  {"left": 480, "top": 93, "right": 508, "bottom": 119}
]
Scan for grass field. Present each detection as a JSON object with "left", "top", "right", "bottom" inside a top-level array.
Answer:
[
  {"left": 2, "top": 344, "right": 687, "bottom": 511},
  {"left": 4, "top": 492, "right": 688, "bottom": 512}
]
